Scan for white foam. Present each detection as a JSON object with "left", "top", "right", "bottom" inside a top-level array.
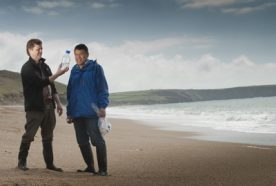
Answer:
[
  {"left": 108, "top": 97, "right": 276, "bottom": 134},
  {"left": 246, "top": 146, "right": 272, "bottom": 150}
]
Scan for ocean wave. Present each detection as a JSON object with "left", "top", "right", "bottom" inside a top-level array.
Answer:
[{"left": 108, "top": 97, "right": 276, "bottom": 134}]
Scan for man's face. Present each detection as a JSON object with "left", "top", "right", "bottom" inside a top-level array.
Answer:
[
  {"left": 74, "top": 49, "right": 88, "bottom": 66},
  {"left": 28, "top": 44, "right": 42, "bottom": 62}
]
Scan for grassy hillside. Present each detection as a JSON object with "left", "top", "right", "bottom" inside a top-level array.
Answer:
[
  {"left": 1, "top": 70, "right": 276, "bottom": 106},
  {"left": 109, "top": 85, "right": 276, "bottom": 106},
  {"left": 109, "top": 89, "right": 193, "bottom": 105},
  {"left": 0, "top": 70, "right": 66, "bottom": 105},
  {"left": 0, "top": 70, "right": 23, "bottom": 104}
]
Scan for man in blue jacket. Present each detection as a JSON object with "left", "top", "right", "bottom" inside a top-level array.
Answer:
[{"left": 67, "top": 44, "right": 109, "bottom": 176}]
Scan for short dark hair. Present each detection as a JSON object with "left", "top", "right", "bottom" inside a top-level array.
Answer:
[
  {"left": 74, "top": 44, "right": 89, "bottom": 54},
  {"left": 26, "top": 38, "right": 42, "bottom": 56}
]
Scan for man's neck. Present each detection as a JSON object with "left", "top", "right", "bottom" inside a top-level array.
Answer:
[
  {"left": 31, "top": 57, "right": 40, "bottom": 64},
  {"left": 78, "top": 60, "right": 88, "bottom": 69},
  {"left": 79, "top": 64, "right": 85, "bottom": 69}
]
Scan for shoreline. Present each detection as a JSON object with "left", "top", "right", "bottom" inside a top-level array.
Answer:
[
  {"left": 110, "top": 116, "right": 276, "bottom": 147},
  {"left": 1, "top": 105, "right": 276, "bottom": 146}
]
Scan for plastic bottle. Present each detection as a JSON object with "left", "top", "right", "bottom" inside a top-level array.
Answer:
[{"left": 61, "top": 50, "right": 70, "bottom": 69}]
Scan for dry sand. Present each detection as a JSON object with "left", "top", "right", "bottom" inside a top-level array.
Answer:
[{"left": 0, "top": 106, "right": 275, "bottom": 186}]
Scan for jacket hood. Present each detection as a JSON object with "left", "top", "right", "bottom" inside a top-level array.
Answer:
[{"left": 72, "top": 59, "right": 97, "bottom": 72}]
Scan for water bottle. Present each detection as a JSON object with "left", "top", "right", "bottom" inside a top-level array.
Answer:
[{"left": 61, "top": 50, "right": 70, "bottom": 69}]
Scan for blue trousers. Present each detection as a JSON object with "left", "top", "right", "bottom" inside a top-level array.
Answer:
[
  {"left": 73, "top": 117, "right": 105, "bottom": 146},
  {"left": 73, "top": 117, "right": 107, "bottom": 172}
]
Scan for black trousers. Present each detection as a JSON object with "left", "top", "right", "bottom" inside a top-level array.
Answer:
[{"left": 21, "top": 103, "right": 56, "bottom": 143}]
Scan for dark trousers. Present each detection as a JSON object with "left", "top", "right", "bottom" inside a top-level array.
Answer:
[
  {"left": 21, "top": 103, "right": 56, "bottom": 143},
  {"left": 74, "top": 118, "right": 107, "bottom": 172},
  {"left": 18, "top": 103, "right": 58, "bottom": 169}
]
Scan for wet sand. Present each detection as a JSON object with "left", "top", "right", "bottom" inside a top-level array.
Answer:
[{"left": 0, "top": 106, "right": 275, "bottom": 186}]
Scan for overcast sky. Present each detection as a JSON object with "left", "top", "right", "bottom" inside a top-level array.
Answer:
[{"left": 0, "top": 0, "right": 276, "bottom": 92}]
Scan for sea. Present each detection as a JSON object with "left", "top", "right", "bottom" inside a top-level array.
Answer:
[{"left": 108, "top": 96, "right": 276, "bottom": 146}]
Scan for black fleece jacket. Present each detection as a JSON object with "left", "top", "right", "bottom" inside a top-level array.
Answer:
[{"left": 21, "top": 57, "right": 57, "bottom": 111}]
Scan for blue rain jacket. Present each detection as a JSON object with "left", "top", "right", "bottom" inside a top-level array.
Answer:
[{"left": 67, "top": 60, "right": 109, "bottom": 118}]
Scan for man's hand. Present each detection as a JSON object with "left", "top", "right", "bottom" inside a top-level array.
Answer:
[
  {"left": 56, "top": 64, "right": 69, "bottom": 76},
  {"left": 98, "top": 108, "right": 106, "bottom": 118},
  {"left": 56, "top": 104, "right": 63, "bottom": 116},
  {"left": 49, "top": 65, "right": 69, "bottom": 82},
  {"left": 66, "top": 116, "right": 73, "bottom": 124}
]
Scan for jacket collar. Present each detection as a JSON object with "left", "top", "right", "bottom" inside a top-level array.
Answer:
[
  {"left": 76, "top": 59, "right": 96, "bottom": 70},
  {"left": 29, "top": 57, "right": 46, "bottom": 66}
]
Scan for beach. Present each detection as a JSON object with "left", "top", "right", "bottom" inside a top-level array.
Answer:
[{"left": 0, "top": 106, "right": 275, "bottom": 186}]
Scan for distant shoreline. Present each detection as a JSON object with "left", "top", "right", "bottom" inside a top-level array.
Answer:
[
  {"left": 110, "top": 117, "right": 276, "bottom": 147},
  {"left": 2, "top": 104, "right": 275, "bottom": 146}
]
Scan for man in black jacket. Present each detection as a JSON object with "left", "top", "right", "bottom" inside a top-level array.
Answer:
[{"left": 17, "top": 38, "right": 68, "bottom": 171}]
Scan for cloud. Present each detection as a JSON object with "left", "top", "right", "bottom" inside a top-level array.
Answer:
[
  {"left": 88, "top": 0, "right": 120, "bottom": 9},
  {"left": 21, "top": 0, "right": 119, "bottom": 15},
  {"left": 90, "top": 2, "right": 106, "bottom": 9},
  {"left": 232, "top": 55, "right": 254, "bottom": 66},
  {"left": 0, "top": 32, "right": 39, "bottom": 71},
  {"left": 176, "top": 0, "right": 276, "bottom": 15},
  {"left": 115, "top": 37, "right": 214, "bottom": 56},
  {"left": 22, "top": 0, "right": 74, "bottom": 15},
  {"left": 0, "top": 32, "right": 74, "bottom": 83},
  {"left": 176, "top": 0, "right": 240, "bottom": 9},
  {"left": 196, "top": 54, "right": 219, "bottom": 72},
  {"left": 85, "top": 39, "right": 276, "bottom": 92},
  {"left": 23, "top": 6, "right": 43, "bottom": 14},
  {"left": 1, "top": 32, "right": 276, "bottom": 92},
  {"left": 222, "top": 2, "right": 276, "bottom": 14},
  {"left": 37, "top": 1, "right": 73, "bottom": 9}
]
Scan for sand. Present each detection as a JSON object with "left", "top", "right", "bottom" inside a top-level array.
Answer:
[{"left": 0, "top": 106, "right": 275, "bottom": 186}]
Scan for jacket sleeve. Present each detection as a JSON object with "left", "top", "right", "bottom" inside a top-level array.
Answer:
[
  {"left": 46, "top": 66, "right": 58, "bottom": 95},
  {"left": 50, "top": 83, "right": 58, "bottom": 95},
  {"left": 96, "top": 64, "right": 109, "bottom": 109},
  {"left": 66, "top": 73, "right": 72, "bottom": 116}
]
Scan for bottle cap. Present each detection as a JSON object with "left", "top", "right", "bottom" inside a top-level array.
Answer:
[{"left": 65, "top": 50, "right": 70, "bottom": 54}]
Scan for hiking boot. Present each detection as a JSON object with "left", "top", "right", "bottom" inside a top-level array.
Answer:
[
  {"left": 17, "top": 142, "right": 30, "bottom": 171},
  {"left": 43, "top": 142, "right": 63, "bottom": 172},
  {"left": 98, "top": 171, "right": 108, "bottom": 176}
]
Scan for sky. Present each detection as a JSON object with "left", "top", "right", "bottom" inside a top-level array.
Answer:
[{"left": 0, "top": 0, "right": 276, "bottom": 93}]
